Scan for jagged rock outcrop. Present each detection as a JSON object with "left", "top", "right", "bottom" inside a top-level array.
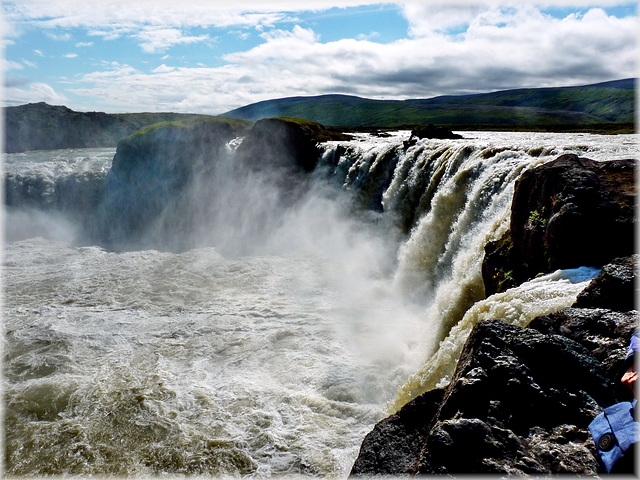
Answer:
[
  {"left": 351, "top": 255, "right": 637, "bottom": 475},
  {"left": 483, "top": 154, "right": 636, "bottom": 296},
  {"left": 96, "top": 116, "right": 346, "bottom": 249},
  {"left": 573, "top": 255, "right": 637, "bottom": 312},
  {"left": 351, "top": 318, "right": 628, "bottom": 475}
]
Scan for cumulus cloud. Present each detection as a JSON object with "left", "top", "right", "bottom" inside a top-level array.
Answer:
[
  {"left": 403, "top": 2, "right": 490, "bottom": 37},
  {"left": 134, "top": 27, "right": 211, "bottom": 53},
  {"left": 4, "top": 81, "right": 69, "bottom": 106},
  {"left": 2, "top": 59, "right": 25, "bottom": 71},
  {"left": 4, "top": 1, "right": 637, "bottom": 113},
  {"left": 153, "top": 64, "right": 176, "bottom": 73}
]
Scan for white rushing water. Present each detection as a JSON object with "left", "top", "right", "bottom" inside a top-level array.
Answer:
[{"left": 3, "top": 131, "right": 638, "bottom": 476}]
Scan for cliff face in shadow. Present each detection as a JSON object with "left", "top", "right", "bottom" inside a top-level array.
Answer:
[{"left": 96, "top": 116, "right": 345, "bottom": 251}]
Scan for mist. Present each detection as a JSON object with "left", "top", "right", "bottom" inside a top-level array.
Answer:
[{"left": 4, "top": 207, "right": 81, "bottom": 244}]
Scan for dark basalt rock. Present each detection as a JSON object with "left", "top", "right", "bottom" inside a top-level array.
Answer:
[
  {"left": 97, "top": 116, "right": 347, "bottom": 249},
  {"left": 351, "top": 313, "right": 635, "bottom": 476},
  {"left": 235, "top": 117, "right": 351, "bottom": 175},
  {"left": 573, "top": 255, "right": 638, "bottom": 311},
  {"left": 529, "top": 308, "right": 637, "bottom": 402},
  {"left": 351, "top": 254, "right": 638, "bottom": 476},
  {"left": 98, "top": 118, "right": 241, "bottom": 246},
  {"left": 408, "top": 124, "right": 463, "bottom": 142},
  {"left": 483, "top": 154, "right": 636, "bottom": 295},
  {"left": 349, "top": 388, "right": 445, "bottom": 476}
]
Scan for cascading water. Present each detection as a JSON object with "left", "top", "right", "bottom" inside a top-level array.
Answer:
[{"left": 3, "top": 130, "right": 638, "bottom": 476}]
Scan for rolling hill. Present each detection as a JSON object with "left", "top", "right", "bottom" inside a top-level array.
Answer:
[{"left": 222, "top": 78, "right": 636, "bottom": 128}]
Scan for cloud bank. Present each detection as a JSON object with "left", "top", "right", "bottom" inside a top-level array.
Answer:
[{"left": 3, "top": 1, "right": 638, "bottom": 113}]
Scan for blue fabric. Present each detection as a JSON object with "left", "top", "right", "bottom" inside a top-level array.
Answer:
[
  {"left": 626, "top": 332, "right": 639, "bottom": 362},
  {"left": 589, "top": 400, "right": 638, "bottom": 473}
]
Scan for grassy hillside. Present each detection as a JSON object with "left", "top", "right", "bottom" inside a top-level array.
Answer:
[{"left": 223, "top": 78, "right": 636, "bottom": 129}]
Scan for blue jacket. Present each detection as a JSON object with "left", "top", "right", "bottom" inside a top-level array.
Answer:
[
  {"left": 589, "top": 331, "right": 638, "bottom": 473},
  {"left": 589, "top": 400, "right": 638, "bottom": 473}
]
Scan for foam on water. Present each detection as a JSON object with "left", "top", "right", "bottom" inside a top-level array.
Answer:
[
  {"left": 4, "top": 238, "right": 423, "bottom": 476},
  {"left": 388, "top": 268, "right": 600, "bottom": 413},
  {"left": 4, "top": 131, "right": 638, "bottom": 476}
]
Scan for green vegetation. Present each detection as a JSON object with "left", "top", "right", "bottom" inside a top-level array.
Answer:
[
  {"left": 5, "top": 78, "right": 635, "bottom": 153},
  {"left": 223, "top": 78, "right": 636, "bottom": 131},
  {"left": 124, "top": 115, "right": 251, "bottom": 140},
  {"left": 270, "top": 117, "right": 352, "bottom": 142}
]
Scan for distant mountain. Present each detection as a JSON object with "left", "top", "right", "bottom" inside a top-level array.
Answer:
[
  {"left": 3, "top": 102, "right": 216, "bottom": 153},
  {"left": 222, "top": 78, "right": 636, "bottom": 128}
]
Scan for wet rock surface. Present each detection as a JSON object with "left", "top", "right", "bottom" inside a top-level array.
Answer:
[
  {"left": 483, "top": 154, "right": 636, "bottom": 296},
  {"left": 408, "top": 125, "right": 463, "bottom": 141},
  {"left": 351, "top": 302, "right": 636, "bottom": 476},
  {"left": 352, "top": 152, "right": 638, "bottom": 477}
]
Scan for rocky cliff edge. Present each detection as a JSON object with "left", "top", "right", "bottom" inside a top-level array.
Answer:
[{"left": 351, "top": 154, "right": 637, "bottom": 476}]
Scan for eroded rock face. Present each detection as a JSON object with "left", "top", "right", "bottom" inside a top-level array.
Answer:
[
  {"left": 529, "top": 308, "right": 637, "bottom": 403},
  {"left": 483, "top": 155, "right": 636, "bottom": 296},
  {"left": 100, "top": 119, "right": 238, "bottom": 246},
  {"left": 349, "top": 388, "right": 445, "bottom": 476}
]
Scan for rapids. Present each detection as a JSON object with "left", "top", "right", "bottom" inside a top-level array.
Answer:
[{"left": 3, "top": 131, "right": 638, "bottom": 476}]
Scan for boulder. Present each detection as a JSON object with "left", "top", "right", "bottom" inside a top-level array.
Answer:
[
  {"left": 351, "top": 312, "right": 635, "bottom": 476},
  {"left": 573, "top": 255, "right": 638, "bottom": 311},
  {"left": 483, "top": 154, "right": 636, "bottom": 295},
  {"left": 409, "top": 124, "right": 463, "bottom": 140}
]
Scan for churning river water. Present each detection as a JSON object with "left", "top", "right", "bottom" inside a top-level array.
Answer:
[{"left": 3, "top": 131, "right": 638, "bottom": 476}]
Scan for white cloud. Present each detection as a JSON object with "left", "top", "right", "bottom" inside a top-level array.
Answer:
[
  {"left": 4, "top": 81, "right": 69, "bottom": 106},
  {"left": 75, "top": 41, "right": 94, "bottom": 47},
  {"left": 34, "top": 49, "right": 44, "bottom": 56},
  {"left": 5, "top": 1, "right": 298, "bottom": 30},
  {"left": 45, "top": 31, "right": 72, "bottom": 41},
  {"left": 64, "top": 53, "right": 78, "bottom": 58},
  {"left": 9, "top": 2, "right": 637, "bottom": 113},
  {"left": 153, "top": 64, "right": 176, "bottom": 73},
  {"left": 402, "top": 3, "right": 491, "bottom": 37},
  {"left": 87, "top": 27, "right": 133, "bottom": 41},
  {"left": 134, "top": 27, "right": 210, "bottom": 53},
  {"left": 2, "top": 59, "right": 25, "bottom": 71}
]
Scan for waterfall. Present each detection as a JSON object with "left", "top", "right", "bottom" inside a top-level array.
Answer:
[
  {"left": 6, "top": 132, "right": 634, "bottom": 397},
  {"left": 317, "top": 131, "right": 632, "bottom": 411},
  {"left": 4, "top": 130, "right": 636, "bottom": 476}
]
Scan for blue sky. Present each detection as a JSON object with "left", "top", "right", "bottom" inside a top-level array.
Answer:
[{"left": 2, "top": 1, "right": 638, "bottom": 114}]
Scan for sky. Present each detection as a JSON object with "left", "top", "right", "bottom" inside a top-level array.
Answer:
[{"left": 2, "top": 0, "right": 638, "bottom": 114}]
